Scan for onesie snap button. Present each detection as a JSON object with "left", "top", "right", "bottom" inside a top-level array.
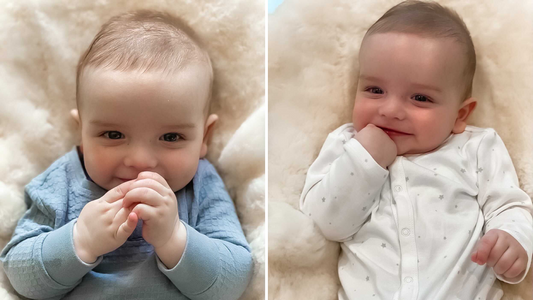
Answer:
[
  {"left": 404, "top": 276, "right": 413, "bottom": 283},
  {"left": 394, "top": 185, "right": 402, "bottom": 192},
  {"left": 401, "top": 228, "right": 410, "bottom": 236}
]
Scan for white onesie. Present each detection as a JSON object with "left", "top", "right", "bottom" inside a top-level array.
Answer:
[{"left": 300, "top": 124, "right": 533, "bottom": 300}]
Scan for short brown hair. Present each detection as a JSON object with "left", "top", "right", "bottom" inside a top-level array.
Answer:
[
  {"left": 362, "top": 1, "right": 476, "bottom": 100},
  {"left": 76, "top": 10, "right": 213, "bottom": 110}
]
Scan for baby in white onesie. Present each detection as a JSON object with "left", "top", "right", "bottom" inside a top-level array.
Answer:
[{"left": 300, "top": 1, "right": 533, "bottom": 300}]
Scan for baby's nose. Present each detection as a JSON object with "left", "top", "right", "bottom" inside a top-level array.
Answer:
[
  {"left": 378, "top": 97, "right": 406, "bottom": 120},
  {"left": 123, "top": 147, "right": 158, "bottom": 170}
]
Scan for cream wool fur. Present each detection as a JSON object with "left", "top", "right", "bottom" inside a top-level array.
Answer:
[
  {"left": 268, "top": 0, "right": 533, "bottom": 299},
  {"left": 0, "top": 1, "right": 264, "bottom": 299}
]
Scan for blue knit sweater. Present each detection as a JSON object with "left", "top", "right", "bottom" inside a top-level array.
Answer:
[{"left": 1, "top": 148, "right": 253, "bottom": 300}]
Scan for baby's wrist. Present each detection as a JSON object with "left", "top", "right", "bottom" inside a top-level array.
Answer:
[
  {"left": 76, "top": 249, "right": 98, "bottom": 264},
  {"left": 73, "top": 223, "right": 97, "bottom": 263},
  {"left": 156, "top": 221, "right": 186, "bottom": 251},
  {"left": 155, "top": 221, "right": 187, "bottom": 269}
]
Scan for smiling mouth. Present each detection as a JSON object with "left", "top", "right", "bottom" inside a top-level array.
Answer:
[
  {"left": 377, "top": 126, "right": 410, "bottom": 135},
  {"left": 118, "top": 178, "right": 134, "bottom": 182}
]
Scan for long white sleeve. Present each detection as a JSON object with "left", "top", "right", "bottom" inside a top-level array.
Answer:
[
  {"left": 476, "top": 129, "right": 533, "bottom": 284},
  {"left": 300, "top": 124, "right": 389, "bottom": 241}
]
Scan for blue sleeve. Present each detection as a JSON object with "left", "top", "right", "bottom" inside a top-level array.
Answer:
[
  {"left": 1, "top": 174, "right": 100, "bottom": 299},
  {"left": 156, "top": 161, "right": 253, "bottom": 300}
]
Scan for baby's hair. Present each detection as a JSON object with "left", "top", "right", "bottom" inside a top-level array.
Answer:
[
  {"left": 76, "top": 10, "right": 213, "bottom": 112},
  {"left": 363, "top": 0, "right": 476, "bottom": 100}
]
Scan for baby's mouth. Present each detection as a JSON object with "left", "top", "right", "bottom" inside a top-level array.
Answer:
[
  {"left": 377, "top": 126, "right": 410, "bottom": 136},
  {"left": 118, "top": 178, "right": 134, "bottom": 182}
]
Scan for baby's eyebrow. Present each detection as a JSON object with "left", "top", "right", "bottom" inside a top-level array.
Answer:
[
  {"left": 89, "top": 120, "right": 119, "bottom": 127},
  {"left": 411, "top": 83, "right": 442, "bottom": 93},
  {"left": 88, "top": 120, "right": 196, "bottom": 129},
  {"left": 359, "top": 75, "right": 383, "bottom": 82},
  {"left": 359, "top": 75, "right": 442, "bottom": 93},
  {"left": 162, "top": 123, "right": 196, "bottom": 129}
]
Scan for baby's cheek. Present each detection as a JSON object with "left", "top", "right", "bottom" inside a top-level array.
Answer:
[
  {"left": 352, "top": 101, "right": 370, "bottom": 132},
  {"left": 352, "top": 110, "right": 362, "bottom": 131},
  {"left": 86, "top": 150, "right": 117, "bottom": 186},
  {"left": 167, "top": 155, "right": 199, "bottom": 192}
]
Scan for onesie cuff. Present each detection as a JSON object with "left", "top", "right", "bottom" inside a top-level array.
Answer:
[
  {"left": 156, "top": 221, "right": 221, "bottom": 295},
  {"left": 41, "top": 219, "right": 102, "bottom": 286}
]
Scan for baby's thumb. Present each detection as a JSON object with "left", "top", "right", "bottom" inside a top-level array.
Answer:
[
  {"left": 471, "top": 239, "right": 485, "bottom": 265},
  {"left": 116, "top": 212, "right": 138, "bottom": 241},
  {"left": 471, "top": 247, "right": 479, "bottom": 264},
  {"left": 471, "top": 232, "right": 498, "bottom": 265}
]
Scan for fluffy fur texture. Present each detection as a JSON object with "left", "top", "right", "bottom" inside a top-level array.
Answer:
[
  {"left": 0, "top": 0, "right": 264, "bottom": 299},
  {"left": 268, "top": 0, "right": 533, "bottom": 299}
]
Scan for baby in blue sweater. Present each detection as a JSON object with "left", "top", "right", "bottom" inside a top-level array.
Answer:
[{"left": 1, "top": 10, "right": 253, "bottom": 299}]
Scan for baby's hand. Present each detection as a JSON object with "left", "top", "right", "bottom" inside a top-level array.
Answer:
[
  {"left": 354, "top": 124, "right": 398, "bottom": 168},
  {"left": 73, "top": 181, "right": 138, "bottom": 263},
  {"left": 471, "top": 229, "right": 528, "bottom": 281},
  {"left": 122, "top": 172, "right": 180, "bottom": 249}
]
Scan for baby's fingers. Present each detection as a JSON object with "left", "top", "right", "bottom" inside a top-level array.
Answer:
[
  {"left": 472, "top": 230, "right": 500, "bottom": 265},
  {"left": 486, "top": 237, "right": 510, "bottom": 268},
  {"left": 502, "top": 257, "right": 527, "bottom": 280},
  {"left": 116, "top": 212, "right": 138, "bottom": 241},
  {"left": 492, "top": 249, "right": 517, "bottom": 275},
  {"left": 132, "top": 203, "right": 156, "bottom": 223},
  {"left": 123, "top": 187, "right": 161, "bottom": 209},
  {"left": 104, "top": 180, "right": 135, "bottom": 203}
]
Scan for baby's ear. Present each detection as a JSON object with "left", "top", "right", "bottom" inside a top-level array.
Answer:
[
  {"left": 452, "top": 98, "right": 477, "bottom": 134},
  {"left": 200, "top": 114, "right": 219, "bottom": 158},
  {"left": 70, "top": 109, "right": 83, "bottom": 153},
  {"left": 70, "top": 109, "right": 80, "bottom": 127}
]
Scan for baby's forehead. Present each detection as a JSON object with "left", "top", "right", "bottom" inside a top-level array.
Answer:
[
  {"left": 78, "top": 66, "right": 211, "bottom": 117},
  {"left": 361, "top": 31, "right": 464, "bottom": 51},
  {"left": 361, "top": 33, "right": 465, "bottom": 65},
  {"left": 362, "top": 33, "right": 467, "bottom": 69}
]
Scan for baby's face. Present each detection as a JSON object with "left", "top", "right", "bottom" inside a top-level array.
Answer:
[
  {"left": 77, "top": 66, "right": 212, "bottom": 192},
  {"left": 353, "top": 32, "right": 472, "bottom": 155}
]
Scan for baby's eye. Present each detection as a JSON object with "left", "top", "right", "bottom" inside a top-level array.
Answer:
[
  {"left": 103, "top": 131, "right": 124, "bottom": 139},
  {"left": 412, "top": 94, "right": 431, "bottom": 102},
  {"left": 365, "top": 87, "right": 384, "bottom": 94},
  {"left": 160, "top": 133, "right": 181, "bottom": 142}
]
